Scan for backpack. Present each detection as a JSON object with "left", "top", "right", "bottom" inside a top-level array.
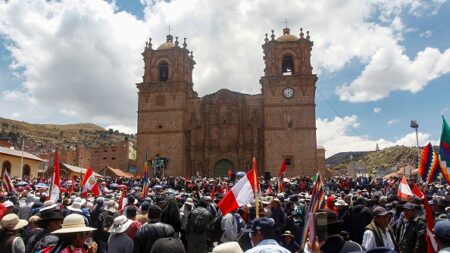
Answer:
[
  {"left": 209, "top": 214, "right": 223, "bottom": 242},
  {"left": 191, "top": 207, "right": 210, "bottom": 233}
]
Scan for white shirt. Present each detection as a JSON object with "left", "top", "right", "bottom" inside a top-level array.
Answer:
[
  {"left": 362, "top": 227, "right": 395, "bottom": 250},
  {"left": 245, "top": 239, "right": 291, "bottom": 253}
]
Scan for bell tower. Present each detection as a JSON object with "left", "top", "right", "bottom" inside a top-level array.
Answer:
[
  {"left": 260, "top": 27, "right": 318, "bottom": 176},
  {"left": 136, "top": 34, "right": 197, "bottom": 176}
]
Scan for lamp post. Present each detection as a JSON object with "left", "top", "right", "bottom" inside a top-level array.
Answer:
[{"left": 410, "top": 120, "right": 420, "bottom": 180}]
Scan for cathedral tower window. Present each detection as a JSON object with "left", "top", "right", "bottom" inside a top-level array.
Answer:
[
  {"left": 159, "top": 62, "right": 169, "bottom": 82},
  {"left": 282, "top": 54, "right": 294, "bottom": 75}
]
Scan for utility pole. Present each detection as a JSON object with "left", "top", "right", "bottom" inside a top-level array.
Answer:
[
  {"left": 410, "top": 120, "right": 420, "bottom": 180},
  {"left": 20, "top": 134, "right": 24, "bottom": 178}
]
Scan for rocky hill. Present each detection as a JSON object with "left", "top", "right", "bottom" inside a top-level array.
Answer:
[
  {"left": 0, "top": 117, "right": 136, "bottom": 153},
  {"left": 327, "top": 145, "right": 422, "bottom": 174}
]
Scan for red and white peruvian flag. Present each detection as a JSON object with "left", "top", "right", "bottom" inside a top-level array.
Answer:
[
  {"left": 81, "top": 167, "right": 100, "bottom": 197},
  {"left": 397, "top": 176, "right": 413, "bottom": 200},
  {"left": 218, "top": 160, "right": 260, "bottom": 215},
  {"left": 49, "top": 150, "right": 61, "bottom": 203},
  {"left": 2, "top": 170, "right": 16, "bottom": 193}
]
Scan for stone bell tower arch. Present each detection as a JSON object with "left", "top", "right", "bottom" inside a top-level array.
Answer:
[
  {"left": 136, "top": 34, "right": 197, "bottom": 177},
  {"left": 260, "top": 26, "right": 318, "bottom": 176}
]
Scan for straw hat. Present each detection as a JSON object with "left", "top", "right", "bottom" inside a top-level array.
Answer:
[
  {"left": 40, "top": 200, "right": 57, "bottom": 212},
  {"left": 184, "top": 198, "right": 194, "bottom": 206},
  {"left": 52, "top": 214, "right": 96, "bottom": 234},
  {"left": 212, "top": 241, "right": 243, "bottom": 253},
  {"left": 1, "top": 214, "right": 28, "bottom": 231},
  {"left": 282, "top": 230, "right": 295, "bottom": 238},
  {"left": 109, "top": 215, "right": 133, "bottom": 234},
  {"left": 104, "top": 200, "right": 118, "bottom": 212},
  {"left": 335, "top": 199, "right": 348, "bottom": 207},
  {"left": 67, "top": 197, "right": 86, "bottom": 212}
]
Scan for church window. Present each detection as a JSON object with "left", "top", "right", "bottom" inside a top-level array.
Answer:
[
  {"left": 284, "top": 156, "right": 293, "bottom": 167},
  {"left": 159, "top": 62, "right": 169, "bottom": 82},
  {"left": 1, "top": 160, "right": 11, "bottom": 177},
  {"left": 22, "top": 164, "right": 31, "bottom": 178},
  {"left": 282, "top": 55, "right": 294, "bottom": 75}
]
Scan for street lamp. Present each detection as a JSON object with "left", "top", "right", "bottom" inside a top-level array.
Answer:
[{"left": 410, "top": 120, "right": 420, "bottom": 179}]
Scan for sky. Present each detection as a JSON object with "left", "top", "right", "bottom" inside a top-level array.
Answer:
[{"left": 0, "top": 0, "right": 449, "bottom": 158}]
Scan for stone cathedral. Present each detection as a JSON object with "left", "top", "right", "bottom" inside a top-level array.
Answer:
[{"left": 136, "top": 27, "right": 325, "bottom": 177}]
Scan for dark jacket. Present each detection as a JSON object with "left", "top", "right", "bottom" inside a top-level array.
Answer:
[
  {"left": 321, "top": 235, "right": 365, "bottom": 253},
  {"left": 349, "top": 204, "right": 373, "bottom": 244},
  {"left": 395, "top": 216, "right": 426, "bottom": 253},
  {"left": 93, "top": 209, "right": 118, "bottom": 253},
  {"left": 0, "top": 230, "right": 16, "bottom": 253},
  {"left": 26, "top": 229, "right": 59, "bottom": 253},
  {"left": 186, "top": 206, "right": 212, "bottom": 253},
  {"left": 133, "top": 219, "right": 175, "bottom": 253}
]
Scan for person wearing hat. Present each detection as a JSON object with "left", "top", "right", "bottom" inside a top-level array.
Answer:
[
  {"left": 268, "top": 198, "right": 287, "bottom": 242},
  {"left": 66, "top": 197, "right": 90, "bottom": 226},
  {"left": 280, "top": 230, "right": 299, "bottom": 253},
  {"left": 434, "top": 219, "right": 450, "bottom": 253},
  {"left": 93, "top": 200, "right": 119, "bottom": 253},
  {"left": 243, "top": 217, "right": 290, "bottom": 253},
  {"left": 40, "top": 214, "right": 97, "bottom": 253},
  {"left": 3, "top": 200, "right": 15, "bottom": 215},
  {"left": 107, "top": 215, "right": 133, "bottom": 253},
  {"left": 26, "top": 215, "right": 42, "bottom": 244},
  {"left": 395, "top": 202, "right": 426, "bottom": 253},
  {"left": 362, "top": 206, "right": 397, "bottom": 251},
  {"left": 26, "top": 203, "right": 64, "bottom": 253},
  {"left": 180, "top": 198, "right": 193, "bottom": 249},
  {"left": 349, "top": 196, "right": 372, "bottom": 244},
  {"left": 0, "top": 213, "right": 28, "bottom": 253},
  {"left": 307, "top": 210, "right": 364, "bottom": 253}
]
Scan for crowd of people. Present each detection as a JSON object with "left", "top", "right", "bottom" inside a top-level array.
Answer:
[{"left": 0, "top": 174, "right": 449, "bottom": 253}]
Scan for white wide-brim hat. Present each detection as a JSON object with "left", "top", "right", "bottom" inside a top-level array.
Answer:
[
  {"left": 1, "top": 214, "right": 28, "bottom": 231},
  {"left": 52, "top": 214, "right": 96, "bottom": 234},
  {"left": 212, "top": 241, "right": 243, "bottom": 253},
  {"left": 109, "top": 215, "right": 133, "bottom": 234}
]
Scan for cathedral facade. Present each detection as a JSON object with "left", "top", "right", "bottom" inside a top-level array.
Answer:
[{"left": 136, "top": 27, "right": 322, "bottom": 177}]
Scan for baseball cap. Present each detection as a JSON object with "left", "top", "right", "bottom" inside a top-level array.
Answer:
[
  {"left": 3, "top": 200, "right": 14, "bottom": 208},
  {"left": 243, "top": 217, "right": 275, "bottom": 234},
  {"left": 403, "top": 202, "right": 416, "bottom": 210},
  {"left": 373, "top": 206, "right": 391, "bottom": 216},
  {"left": 435, "top": 219, "right": 450, "bottom": 242}
]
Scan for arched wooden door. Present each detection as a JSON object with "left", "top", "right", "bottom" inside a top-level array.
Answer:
[{"left": 213, "top": 159, "right": 235, "bottom": 177}]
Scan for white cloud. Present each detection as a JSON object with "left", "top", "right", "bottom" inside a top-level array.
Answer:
[
  {"left": 336, "top": 46, "right": 450, "bottom": 102},
  {"left": 0, "top": 0, "right": 448, "bottom": 129},
  {"left": 60, "top": 107, "right": 78, "bottom": 117},
  {"left": 317, "top": 115, "right": 437, "bottom": 157},
  {"left": 105, "top": 124, "right": 136, "bottom": 134},
  {"left": 374, "top": 107, "right": 382, "bottom": 113},
  {"left": 388, "top": 119, "right": 401, "bottom": 125},
  {"left": 420, "top": 30, "right": 432, "bottom": 38}
]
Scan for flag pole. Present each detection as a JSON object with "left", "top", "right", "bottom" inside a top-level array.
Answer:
[{"left": 252, "top": 157, "right": 259, "bottom": 218}]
